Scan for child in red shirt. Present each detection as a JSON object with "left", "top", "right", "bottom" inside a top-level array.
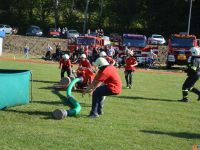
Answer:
[
  {"left": 124, "top": 50, "right": 138, "bottom": 88},
  {"left": 59, "top": 54, "right": 72, "bottom": 79},
  {"left": 79, "top": 54, "right": 91, "bottom": 68},
  {"left": 83, "top": 57, "right": 122, "bottom": 118}
]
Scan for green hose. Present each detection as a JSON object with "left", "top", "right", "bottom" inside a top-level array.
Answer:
[
  {"left": 52, "top": 77, "right": 83, "bottom": 119},
  {"left": 66, "top": 77, "right": 82, "bottom": 116}
]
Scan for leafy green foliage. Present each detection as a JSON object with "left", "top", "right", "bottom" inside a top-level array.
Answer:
[{"left": 0, "top": 0, "right": 200, "bottom": 36}]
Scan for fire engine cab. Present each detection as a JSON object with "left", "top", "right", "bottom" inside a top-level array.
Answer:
[
  {"left": 68, "top": 35, "right": 104, "bottom": 52},
  {"left": 122, "top": 34, "right": 159, "bottom": 65},
  {"left": 166, "top": 34, "right": 198, "bottom": 68}
]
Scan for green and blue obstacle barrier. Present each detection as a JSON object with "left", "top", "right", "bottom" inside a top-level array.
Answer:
[
  {"left": 53, "top": 77, "right": 83, "bottom": 120},
  {"left": 0, "top": 69, "right": 32, "bottom": 109}
]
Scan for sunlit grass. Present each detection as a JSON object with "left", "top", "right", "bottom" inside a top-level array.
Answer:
[{"left": 0, "top": 58, "right": 200, "bottom": 150}]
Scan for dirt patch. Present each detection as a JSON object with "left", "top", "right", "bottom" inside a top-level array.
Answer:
[
  {"left": 3, "top": 35, "right": 169, "bottom": 64},
  {"left": 0, "top": 57, "right": 58, "bottom": 65},
  {"left": 3, "top": 35, "right": 68, "bottom": 55}
]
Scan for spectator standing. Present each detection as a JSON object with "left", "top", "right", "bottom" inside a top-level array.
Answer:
[
  {"left": 62, "top": 28, "right": 66, "bottom": 36},
  {"left": 55, "top": 43, "right": 62, "bottom": 60},
  {"left": 92, "top": 48, "right": 99, "bottom": 62},
  {"left": 87, "top": 29, "right": 91, "bottom": 35},
  {"left": 45, "top": 44, "right": 53, "bottom": 59},
  {"left": 107, "top": 46, "right": 115, "bottom": 58},
  {"left": 72, "top": 46, "right": 79, "bottom": 62},
  {"left": 24, "top": 43, "right": 30, "bottom": 59},
  {"left": 58, "top": 27, "right": 61, "bottom": 32}
]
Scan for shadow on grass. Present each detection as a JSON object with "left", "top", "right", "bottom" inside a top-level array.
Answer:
[
  {"left": 111, "top": 95, "right": 178, "bottom": 103},
  {"left": 32, "top": 100, "right": 62, "bottom": 105},
  {"left": 160, "top": 66, "right": 186, "bottom": 71},
  {"left": 138, "top": 65, "right": 185, "bottom": 71},
  {"left": 2, "top": 109, "right": 53, "bottom": 119},
  {"left": 52, "top": 90, "right": 67, "bottom": 104},
  {"left": 31, "top": 90, "right": 90, "bottom": 108},
  {"left": 141, "top": 130, "right": 200, "bottom": 139},
  {"left": 39, "top": 87, "right": 57, "bottom": 90},
  {"left": 51, "top": 90, "right": 91, "bottom": 107},
  {"left": 33, "top": 80, "right": 58, "bottom": 84}
]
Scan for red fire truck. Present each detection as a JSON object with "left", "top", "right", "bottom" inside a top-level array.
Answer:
[
  {"left": 68, "top": 35, "right": 104, "bottom": 52},
  {"left": 166, "top": 34, "right": 198, "bottom": 68},
  {"left": 121, "top": 34, "right": 159, "bottom": 65}
]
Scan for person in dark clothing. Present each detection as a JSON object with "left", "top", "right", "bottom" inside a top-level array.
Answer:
[
  {"left": 92, "top": 48, "right": 99, "bottom": 62},
  {"left": 55, "top": 43, "right": 62, "bottom": 60},
  {"left": 72, "top": 47, "right": 79, "bottom": 62},
  {"left": 179, "top": 47, "right": 200, "bottom": 102}
]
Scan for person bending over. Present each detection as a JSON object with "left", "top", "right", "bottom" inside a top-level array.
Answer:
[
  {"left": 83, "top": 57, "right": 122, "bottom": 118},
  {"left": 59, "top": 54, "right": 72, "bottom": 79}
]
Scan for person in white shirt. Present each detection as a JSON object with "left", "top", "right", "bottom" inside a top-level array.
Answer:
[
  {"left": 147, "top": 50, "right": 157, "bottom": 67},
  {"left": 107, "top": 46, "right": 115, "bottom": 58},
  {"left": 45, "top": 44, "right": 53, "bottom": 59}
]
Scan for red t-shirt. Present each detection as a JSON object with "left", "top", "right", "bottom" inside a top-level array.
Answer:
[
  {"left": 76, "top": 68, "right": 95, "bottom": 84},
  {"left": 125, "top": 57, "right": 137, "bottom": 71},
  {"left": 59, "top": 58, "right": 71, "bottom": 68},
  {"left": 105, "top": 56, "right": 115, "bottom": 65},
  {"left": 95, "top": 65, "right": 122, "bottom": 94},
  {"left": 79, "top": 59, "right": 91, "bottom": 68}
]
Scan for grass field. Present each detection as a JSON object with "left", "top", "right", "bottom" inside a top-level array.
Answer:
[{"left": 0, "top": 56, "right": 200, "bottom": 150}]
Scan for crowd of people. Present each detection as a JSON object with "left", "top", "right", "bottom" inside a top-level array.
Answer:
[{"left": 43, "top": 43, "right": 155, "bottom": 90}]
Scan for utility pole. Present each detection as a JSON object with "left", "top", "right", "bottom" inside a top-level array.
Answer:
[
  {"left": 71, "top": 0, "right": 75, "bottom": 10},
  {"left": 54, "top": 0, "right": 59, "bottom": 29},
  {"left": 99, "top": 0, "right": 104, "bottom": 28},
  {"left": 99, "top": 0, "right": 103, "bottom": 17},
  {"left": 83, "top": 0, "right": 90, "bottom": 34},
  {"left": 186, "top": 0, "right": 195, "bottom": 34}
]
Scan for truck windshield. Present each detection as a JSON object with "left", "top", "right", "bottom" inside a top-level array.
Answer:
[
  {"left": 123, "top": 37, "right": 147, "bottom": 47},
  {"left": 171, "top": 37, "right": 194, "bottom": 48},
  {"left": 77, "top": 38, "right": 96, "bottom": 45}
]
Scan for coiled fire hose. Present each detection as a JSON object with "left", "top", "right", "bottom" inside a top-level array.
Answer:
[{"left": 53, "top": 77, "right": 83, "bottom": 120}]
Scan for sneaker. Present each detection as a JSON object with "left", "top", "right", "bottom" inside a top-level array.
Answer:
[
  {"left": 129, "top": 84, "right": 132, "bottom": 89},
  {"left": 88, "top": 113, "right": 99, "bottom": 118},
  {"left": 178, "top": 98, "right": 189, "bottom": 102}
]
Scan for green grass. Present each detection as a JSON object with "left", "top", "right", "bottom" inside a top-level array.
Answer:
[{"left": 0, "top": 57, "right": 200, "bottom": 150}]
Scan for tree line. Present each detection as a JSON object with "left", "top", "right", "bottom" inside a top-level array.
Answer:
[{"left": 0, "top": 0, "right": 200, "bottom": 38}]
